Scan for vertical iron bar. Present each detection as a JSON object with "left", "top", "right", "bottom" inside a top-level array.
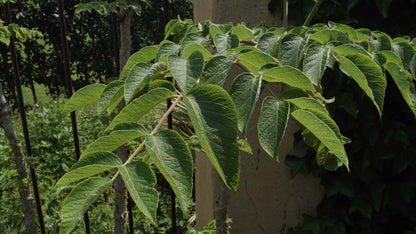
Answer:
[
  {"left": 56, "top": 0, "right": 90, "bottom": 233},
  {"left": 4, "top": 2, "right": 46, "bottom": 233},
  {"left": 127, "top": 195, "right": 134, "bottom": 234},
  {"left": 163, "top": 1, "right": 177, "bottom": 232}
]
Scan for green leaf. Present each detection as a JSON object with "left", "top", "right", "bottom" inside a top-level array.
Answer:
[
  {"left": 148, "top": 80, "right": 175, "bottom": 92},
  {"left": 55, "top": 152, "right": 121, "bottom": 187},
  {"left": 156, "top": 41, "right": 180, "bottom": 61},
  {"left": 119, "top": 161, "right": 158, "bottom": 224},
  {"left": 385, "top": 62, "right": 416, "bottom": 116},
  {"left": 287, "top": 97, "right": 327, "bottom": 114},
  {"left": 214, "top": 34, "right": 239, "bottom": 56},
  {"left": 183, "top": 85, "right": 239, "bottom": 191},
  {"left": 63, "top": 84, "right": 106, "bottom": 113},
  {"left": 168, "top": 51, "right": 204, "bottom": 93},
  {"left": 262, "top": 66, "right": 316, "bottom": 91},
  {"left": 257, "top": 97, "right": 290, "bottom": 161},
  {"left": 334, "top": 24, "right": 366, "bottom": 41},
  {"left": 257, "top": 32, "right": 280, "bottom": 55},
  {"left": 81, "top": 129, "right": 145, "bottom": 157},
  {"left": 125, "top": 62, "right": 166, "bottom": 103},
  {"left": 120, "top": 46, "right": 159, "bottom": 79},
  {"left": 315, "top": 144, "right": 343, "bottom": 171},
  {"left": 181, "top": 33, "right": 206, "bottom": 49},
  {"left": 231, "top": 24, "right": 255, "bottom": 41},
  {"left": 392, "top": 41, "right": 415, "bottom": 69},
  {"left": 411, "top": 54, "right": 416, "bottom": 80},
  {"left": 309, "top": 29, "right": 349, "bottom": 44},
  {"left": 183, "top": 43, "right": 213, "bottom": 60},
  {"left": 334, "top": 53, "right": 386, "bottom": 116},
  {"left": 370, "top": 32, "right": 393, "bottom": 52},
  {"left": 199, "top": 55, "right": 234, "bottom": 87},
  {"left": 209, "top": 23, "right": 224, "bottom": 38},
  {"left": 330, "top": 44, "right": 370, "bottom": 57},
  {"left": 375, "top": 51, "right": 404, "bottom": 67},
  {"left": 292, "top": 109, "right": 348, "bottom": 169},
  {"left": 278, "top": 34, "right": 308, "bottom": 67},
  {"left": 106, "top": 88, "right": 174, "bottom": 131},
  {"left": 303, "top": 44, "right": 330, "bottom": 86},
  {"left": 97, "top": 80, "right": 124, "bottom": 114},
  {"left": 59, "top": 177, "right": 112, "bottom": 234},
  {"left": 238, "top": 50, "right": 278, "bottom": 74},
  {"left": 229, "top": 73, "right": 261, "bottom": 136},
  {"left": 238, "top": 139, "right": 252, "bottom": 154},
  {"left": 145, "top": 130, "right": 193, "bottom": 213}
]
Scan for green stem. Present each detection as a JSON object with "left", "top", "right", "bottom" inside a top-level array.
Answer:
[
  {"left": 303, "top": 0, "right": 324, "bottom": 27},
  {"left": 122, "top": 95, "right": 183, "bottom": 166},
  {"left": 283, "top": 0, "right": 288, "bottom": 28}
]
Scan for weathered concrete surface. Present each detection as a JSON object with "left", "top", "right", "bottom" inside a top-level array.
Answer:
[
  {"left": 194, "top": 1, "right": 325, "bottom": 233},
  {"left": 194, "top": 0, "right": 283, "bottom": 27}
]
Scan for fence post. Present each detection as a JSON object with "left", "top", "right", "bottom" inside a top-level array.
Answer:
[{"left": 56, "top": 0, "right": 90, "bottom": 232}]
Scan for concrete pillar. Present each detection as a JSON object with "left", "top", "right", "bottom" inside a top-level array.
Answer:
[{"left": 194, "top": 1, "right": 325, "bottom": 233}]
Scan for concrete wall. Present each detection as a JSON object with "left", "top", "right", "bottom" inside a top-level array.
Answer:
[{"left": 193, "top": 1, "right": 325, "bottom": 233}]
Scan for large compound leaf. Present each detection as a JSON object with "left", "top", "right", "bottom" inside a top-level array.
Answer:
[
  {"left": 334, "top": 52, "right": 386, "bottom": 116},
  {"left": 55, "top": 152, "right": 121, "bottom": 187},
  {"left": 59, "top": 177, "right": 112, "bottom": 234},
  {"left": 238, "top": 50, "right": 278, "bottom": 74},
  {"left": 125, "top": 62, "right": 166, "bottom": 103},
  {"left": 63, "top": 84, "right": 106, "bottom": 112},
  {"left": 262, "top": 66, "right": 316, "bottom": 91},
  {"left": 120, "top": 46, "right": 159, "bottom": 79},
  {"left": 183, "top": 85, "right": 240, "bottom": 191},
  {"left": 257, "top": 97, "right": 290, "bottom": 161},
  {"left": 278, "top": 34, "right": 307, "bottom": 67},
  {"left": 168, "top": 51, "right": 204, "bottom": 93},
  {"left": 292, "top": 109, "right": 348, "bottom": 169},
  {"left": 81, "top": 129, "right": 145, "bottom": 157},
  {"left": 303, "top": 44, "right": 330, "bottom": 86},
  {"left": 385, "top": 62, "right": 416, "bottom": 116},
  {"left": 199, "top": 55, "right": 234, "bottom": 87},
  {"left": 106, "top": 88, "right": 174, "bottom": 131},
  {"left": 119, "top": 161, "right": 158, "bottom": 224},
  {"left": 97, "top": 80, "right": 124, "bottom": 114},
  {"left": 214, "top": 34, "right": 239, "bottom": 56},
  {"left": 229, "top": 73, "right": 261, "bottom": 136},
  {"left": 145, "top": 130, "right": 193, "bottom": 213}
]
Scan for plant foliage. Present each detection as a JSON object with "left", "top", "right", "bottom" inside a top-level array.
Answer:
[{"left": 57, "top": 18, "right": 416, "bottom": 233}]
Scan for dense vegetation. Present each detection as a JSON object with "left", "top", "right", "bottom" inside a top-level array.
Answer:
[{"left": 1, "top": 0, "right": 416, "bottom": 233}]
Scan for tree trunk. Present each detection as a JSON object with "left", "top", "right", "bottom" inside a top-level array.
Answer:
[
  {"left": 113, "top": 8, "right": 133, "bottom": 234},
  {"left": 0, "top": 82, "right": 37, "bottom": 233}
]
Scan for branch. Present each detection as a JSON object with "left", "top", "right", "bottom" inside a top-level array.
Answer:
[
  {"left": 123, "top": 95, "right": 183, "bottom": 166},
  {"left": 303, "top": 0, "right": 324, "bottom": 26}
]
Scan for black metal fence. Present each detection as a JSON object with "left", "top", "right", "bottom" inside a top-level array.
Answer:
[{"left": 3, "top": 0, "right": 178, "bottom": 232}]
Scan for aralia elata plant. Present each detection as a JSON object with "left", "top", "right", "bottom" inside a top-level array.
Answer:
[{"left": 56, "top": 17, "right": 416, "bottom": 233}]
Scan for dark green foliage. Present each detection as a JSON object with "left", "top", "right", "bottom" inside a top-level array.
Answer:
[
  {"left": 268, "top": 0, "right": 416, "bottom": 37},
  {"left": 0, "top": 0, "right": 193, "bottom": 106},
  {"left": 287, "top": 61, "right": 416, "bottom": 233}
]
